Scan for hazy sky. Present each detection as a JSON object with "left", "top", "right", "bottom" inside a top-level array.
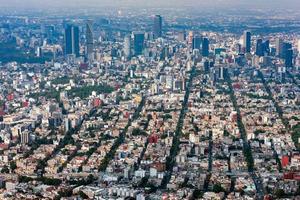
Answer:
[{"left": 0, "top": 0, "right": 299, "bottom": 9}]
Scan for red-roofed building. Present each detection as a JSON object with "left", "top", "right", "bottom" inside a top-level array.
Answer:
[
  {"left": 282, "top": 155, "right": 289, "bottom": 167},
  {"left": 233, "top": 83, "right": 241, "bottom": 90},
  {"left": 7, "top": 93, "right": 14, "bottom": 101},
  {"left": 148, "top": 134, "right": 158, "bottom": 144},
  {"left": 93, "top": 98, "right": 102, "bottom": 107},
  {"left": 22, "top": 101, "right": 29, "bottom": 108},
  {"left": 0, "top": 143, "right": 9, "bottom": 150}
]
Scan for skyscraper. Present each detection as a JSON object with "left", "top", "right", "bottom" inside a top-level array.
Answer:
[
  {"left": 177, "top": 31, "right": 186, "bottom": 42},
  {"left": 124, "top": 34, "right": 131, "bottom": 59},
  {"left": 20, "top": 131, "right": 30, "bottom": 144},
  {"left": 192, "top": 35, "right": 202, "bottom": 50},
  {"left": 188, "top": 31, "right": 194, "bottom": 44},
  {"left": 263, "top": 40, "right": 270, "bottom": 56},
  {"left": 86, "top": 20, "right": 94, "bottom": 60},
  {"left": 283, "top": 43, "right": 293, "bottom": 68},
  {"left": 153, "top": 15, "right": 162, "bottom": 39},
  {"left": 65, "top": 24, "right": 80, "bottom": 57},
  {"left": 243, "top": 31, "right": 251, "bottom": 53},
  {"left": 133, "top": 32, "right": 145, "bottom": 56},
  {"left": 276, "top": 38, "right": 284, "bottom": 58},
  {"left": 202, "top": 37, "right": 209, "bottom": 57},
  {"left": 283, "top": 42, "right": 292, "bottom": 57},
  {"left": 285, "top": 49, "right": 293, "bottom": 68},
  {"left": 256, "top": 39, "right": 263, "bottom": 56},
  {"left": 298, "top": 39, "right": 300, "bottom": 54}
]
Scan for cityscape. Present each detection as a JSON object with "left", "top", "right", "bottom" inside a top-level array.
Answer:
[{"left": 0, "top": 0, "right": 300, "bottom": 199}]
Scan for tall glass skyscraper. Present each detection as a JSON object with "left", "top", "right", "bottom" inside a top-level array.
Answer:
[
  {"left": 256, "top": 39, "right": 263, "bottom": 56},
  {"left": 276, "top": 38, "right": 284, "bottom": 58},
  {"left": 133, "top": 32, "right": 145, "bottom": 56},
  {"left": 202, "top": 37, "right": 209, "bottom": 57},
  {"left": 124, "top": 34, "right": 131, "bottom": 59},
  {"left": 243, "top": 31, "right": 251, "bottom": 53},
  {"left": 65, "top": 24, "right": 80, "bottom": 57},
  {"left": 153, "top": 15, "right": 162, "bottom": 39},
  {"left": 285, "top": 49, "right": 293, "bottom": 68},
  {"left": 86, "top": 20, "right": 94, "bottom": 60},
  {"left": 192, "top": 35, "right": 202, "bottom": 50}
]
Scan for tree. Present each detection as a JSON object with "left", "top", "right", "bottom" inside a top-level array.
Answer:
[
  {"left": 223, "top": 129, "right": 230, "bottom": 137},
  {"left": 78, "top": 191, "right": 89, "bottom": 199},
  {"left": 10, "top": 161, "right": 17, "bottom": 172},
  {"left": 1, "top": 165, "right": 9, "bottom": 173},
  {"left": 192, "top": 189, "right": 203, "bottom": 199},
  {"left": 275, "top": 189, "right": 286, "bottom": 198},
  {"left": 58, "top": 187, "right": 73, "bottom": 197},
  {"left": 212, "top": 183, "right": 225, "bottom": 193},
  {"left": 19, "top": 175, "right": 33, "bottom": 183},
  {"left": 38, "top": 177, "right": 62, "bottom": 186}
]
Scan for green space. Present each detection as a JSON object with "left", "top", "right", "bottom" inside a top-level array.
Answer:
[
  {"left": 0, "top": 40, "right": 52, "bottom": 64},
  {"left": 27, "top": 84, "right": 114, "bottom": 101}
]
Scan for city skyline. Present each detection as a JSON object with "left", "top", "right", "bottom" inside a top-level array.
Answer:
[
  {"left": 0, "top": 0, "right": 300, "bottom": 9},
  {"left": 0, "top": 1, "right": 300, "bottom": 199}
]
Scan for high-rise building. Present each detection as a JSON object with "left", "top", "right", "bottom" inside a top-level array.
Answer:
[
  {"left": 45, "top": 25, "right": 55, "bottom": 43},
  {"left": 243, "top": 31, "right": 251, "bottom": 53},
  {"left": 20, "top": 131, "right": 30, "bottom": 144},
  {"left": 298, "top": 39, "right": 300, "bottom": 54},
  {"left": 192, "top": 35, "right": 202, "bottom": 50},
  {"left": 177, "top": 31, "right": 186, "bottom": 42},
  {"left": 160, "top": 45, "right": 170, "bottom": 60},
  {"left": 188, "top": 31, "right": 194, "bottom": 44},
  {"left": 153, "top": 15, "right": 162, "bottom": 39},
  {"left": 65, "top": 24, "right": 80, "bottom": 57},
  {"left": 219, "top": 66, "right": 224, "bottom": 80},
  {"left": 86, "top": 20, "right": 94, "bottom": 60},
  {"left": 285, "top": 48, "right": 293, "bottom": 68},
  {"left": 263, "top": 40, "right": 270, "bottom": 56},
  {"left": 202, "top": 37, "right": 209, "bottom": 57},
  {"left": 133, "top": 32, "right": 145, "bottom": 56},
  {"left": 276, "top": 38, "right": 284, "bottom": 58},
  {"left": 256, "top": 39, "right": 263, "bottom": 56},
  {"left": 282, "top": 42, "right": 292, "bottom": 58},
  {"left": 124, "top": 35, "right": 131, "bottom": 59}
]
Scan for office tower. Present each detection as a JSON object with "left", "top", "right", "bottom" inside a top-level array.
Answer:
[
  {"left": 161, "top": 45, "right": 170, "bottom": 60},
  {"left": 65, "top": 24, "right": 80, "bottom": 57},
  {"left": 86, "top": 20, "right": 94, "bottom": 60},
  {"left": 153, "top": 15, "right": 162, "bottom": 38},
  {"left": 202, "top": 37, "right": 209, "bottom": 57},
  {"left": 177, "top": 31, "right": 186, "bottom": 42},
  {"left": 21, "top": 131, "right": 30, "bottom": 144},
  {"left": 219, "top": 66, "right": 224, "bottom": 80},
  {"left": 44, "top": 25, "right": 55, "bottom": 43},
  {"left": 133, "top": 32, "right": 145, "bottom": 56},
  {"left": 285, "top": 48, "right": 293, "bottom": 68},
  {"left": 192, "top": 35, "right": 202, "bottom": 50},
  {"left": 263, "top": 40, "right": 270, "bottom": 56},
  {"left": 151, "top": 83, "right": 159, "bottom": 95},
  {"left": 188, "top": 31, "right": 194, "bottom": 44},
  {"left": 276, "top": 38, "right": 284, "bottom": 58},
  {"left": 65, "top": 118, "right": 70, "bottom": 133},
  {"left": 166, "top": 75, "right": 173, "bottom": 90},
  {"left": 36, "top": 47, "right": 42, "bottom": 57},
  {"left": 256, "top": 39, "right": 263, "bottom": 56},
  {"left": 243, "top": 31, "right": 251, "bottom": 53},
  {"left": 124, "top": 35, "right": 131, "bottom": 59},
  {"left": 298, "top": 39, "right": 300, "bottom": 54},
  {"left": 282, "top": 42, "right": 292, "bottom": 58},
  {"left": 204, "top": 60, "right": 210, "bottom": 72}
]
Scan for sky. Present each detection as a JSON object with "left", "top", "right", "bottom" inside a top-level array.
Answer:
[{"left": 0, "top": 0, "right": 299, "bottom": 9}]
